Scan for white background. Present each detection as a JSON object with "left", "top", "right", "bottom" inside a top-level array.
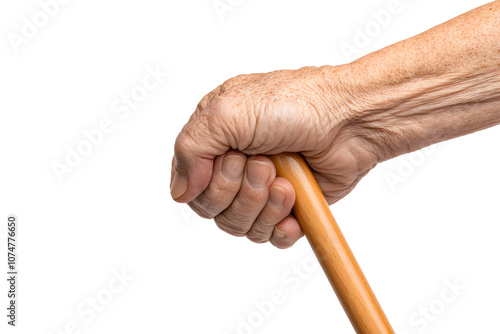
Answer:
[{"left": 1, "top": 0, "right": 499, "bottom": 333}]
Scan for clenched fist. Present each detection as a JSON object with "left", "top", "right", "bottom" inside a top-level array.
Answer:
[
  {"left": 171, "top": 66, "right": 380, "bottom": 248},
  {"left": 171, "top": 1, "right": 500, "bottom": 249}
]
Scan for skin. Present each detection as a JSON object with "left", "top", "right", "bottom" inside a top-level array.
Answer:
[{"left": 171, "top": 1, "right": 500, "bottom": 249}]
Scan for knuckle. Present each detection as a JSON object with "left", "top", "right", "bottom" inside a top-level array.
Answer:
[
  {"left": 234, "top": 193, "right": 263, "bottom": 212},
  {"left": 188, "top": 201, "right": 215, "bottom": 219},
  {"left": 210, "top": 96, "right": 231, "bottom": 115},
  {"left": 220, "top": 74, "right": 248, "bottom": 92},
  {"left": 270, "top": 238, "right": 292, "bottom": 249},
  {"left": 193, "top": 193, "right": 223, "bottom": 216},
  {"left": 195, "top": 188, "right": 240, "bottom": 218},
  {"left": 208, "top": 179, "right": 238, "bottom": 197},
  {"left": 214, "top": 215, "right": 248, "bottom": 237},
  {"left": 206, "top": 96, "right": 255, "bottom": 150},
  {"left": 194, "top": 86, "right": 223, "bottom": 115},
  {"left": 246, "top": 230, "right": 269, "bottom": 244},
  {"left": 255, "top": 215, "right": 276, "bottom": 228},
  {"left": 194, "top": 96, "right": 210, "bottom": 117},
  {"left": 208, "top": 98, "right": 234, "bottom": 128},
  {"left": 224, "top": 209, "right": 253, "bottom": 228}
]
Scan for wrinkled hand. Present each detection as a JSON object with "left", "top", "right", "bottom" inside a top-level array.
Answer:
[{"left": 171, "top": 66, "right": 380, "bottom": 248}]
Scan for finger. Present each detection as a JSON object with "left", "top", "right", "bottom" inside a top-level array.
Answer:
[
  {"left": 171, "top": 75, "right": 264, "bottom": 204},
  {"left": 270, "top": 215, "right": 304, "bottom": 249},
  {"left": 171, "top": 112, "right": 230, "bottom": 203},
  {"left": 188, "top": 150, "right": 247, "bottom": 219},
  {"left": 246, "top": 177, "right": 295, "bottom": 243},
  {"left": 214, "top": 156, "right": 275, "bottom": 237},
  {"left": 173, "top": 89, "right": 253, "bottom": 204}
]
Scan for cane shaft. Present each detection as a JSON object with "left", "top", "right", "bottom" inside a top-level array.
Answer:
[{"left": 270, "top": 153, "right": 393, "bottom": 334}]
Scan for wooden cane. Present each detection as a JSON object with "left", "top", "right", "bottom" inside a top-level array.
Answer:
[{"left": 270, "top": 153, "right": 394, "bottom": 334}]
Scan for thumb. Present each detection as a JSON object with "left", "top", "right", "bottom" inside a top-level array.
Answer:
[{"left": 171, "top": 114, "right": 232, "bottom": 203}]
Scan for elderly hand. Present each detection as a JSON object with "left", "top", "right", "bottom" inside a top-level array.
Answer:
[
  {"left": 171, "top": 66, "right": 380, "bottom": 248},
  {"left": 171, "top": 2, "right": 500, "bottom": 248}
]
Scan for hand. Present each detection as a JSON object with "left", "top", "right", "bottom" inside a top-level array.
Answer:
[
  {"left": 171, "top": 66, "right": 381, "bottom": 248},
  {"left": 172, "top": 2, "right": 500, "bottom": 249}
]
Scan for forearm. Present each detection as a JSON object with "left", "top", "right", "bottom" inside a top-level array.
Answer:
[{"left": 338, "top": 1, "right": 500, "bottom": 161}]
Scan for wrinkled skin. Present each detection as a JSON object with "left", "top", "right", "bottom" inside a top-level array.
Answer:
[
  {"left": 171, "top": 65, "right": 381, "bottom": 248},
  {"left": 172, "top": 2, "right": 500, "bottom": 248}
]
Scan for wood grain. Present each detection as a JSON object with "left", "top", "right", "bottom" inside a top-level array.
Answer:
[{"left": 270, "top": 152, "right": 393, "bottom": 334}]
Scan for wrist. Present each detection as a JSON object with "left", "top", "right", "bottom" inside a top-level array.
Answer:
[
  {"left": 331, "top": 54, "right": 500, "bottom": 163},
  {"left": 315, "top": 64, "right": 400, "bottom": 164}
]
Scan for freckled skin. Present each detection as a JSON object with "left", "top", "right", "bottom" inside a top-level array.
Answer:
[{"left": 172, "top": 1, "right": 500, "bottom": 248}]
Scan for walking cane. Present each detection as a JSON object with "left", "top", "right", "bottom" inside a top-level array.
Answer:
[{"left": 270, "top": 153, "right": 394, "bottom": 334}]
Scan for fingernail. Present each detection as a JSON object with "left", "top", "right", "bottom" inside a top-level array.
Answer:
[
  {"left": 269, "top": 186, "right": 286, "bottom": 207},
  {"left": 170, "top": 172, "right": 188, "bottom": 200},
  {"left": 274, "top": 228, "right": 286, "bottom": 239},
  {"left": 246, "top": 160, "right": 271, "bottom": 189},
  {"left": 221, "top": 155, "right": 246, "bottom": 181}
]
